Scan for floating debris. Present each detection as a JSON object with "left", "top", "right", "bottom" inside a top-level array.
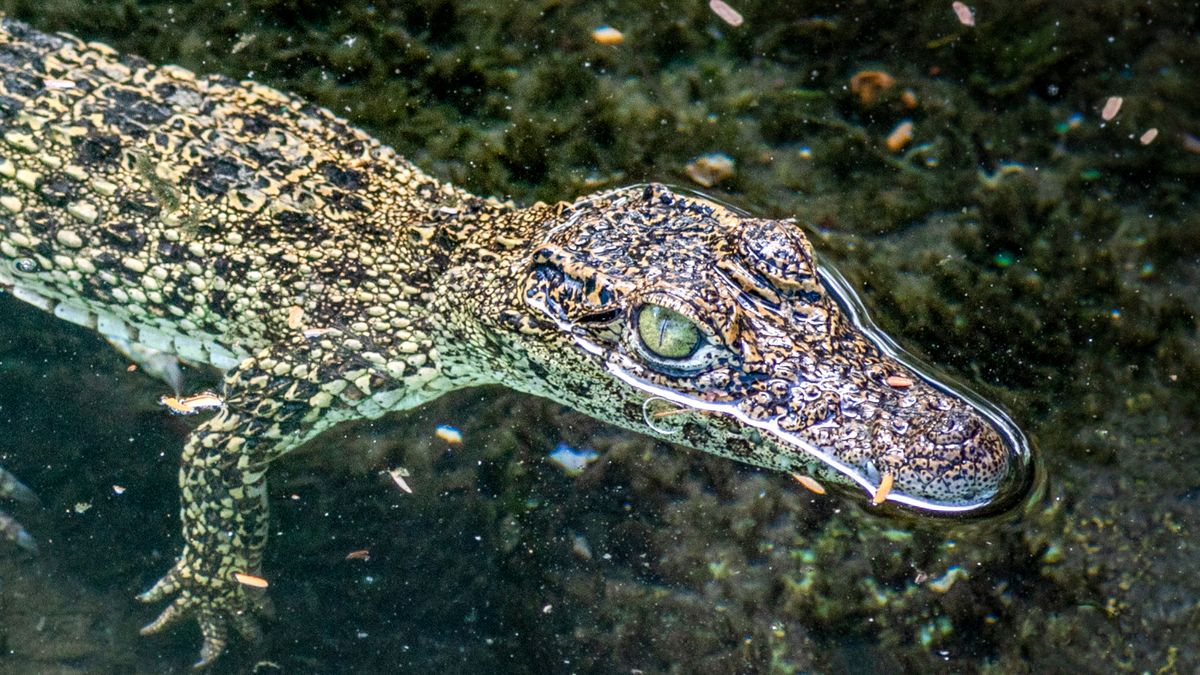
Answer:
[
  {"left": 287, "top": 305, "right": 305, "bottom": 330},
  {"left": 978, "top": 162, "right": 1026, "bottom": 188},
  {"left": 885, "top": 120, "right": 915, "bottom": 152},
  {"left": 1101, "top": 96, "right": 1123, "bottom": 121},
  {"left": 872, "top": 472, "right": 895, "bottom": 505},
  {"left": 158, "top": 396, "right": 193, "bottom": 414},
  {"left": 230, "top": 33, "right": 257, "bottom": 55},
  {"left": 927, "top": 565, "right": 968, "bottom": 592},
  {"left": 344, "top": 549, "right": 371, "bottom": 561},
  {"left": 684, "top": 153, "right": 735, "bottom": 188},
  {"left": 160, "top": 390, "right": 225, "bottom": 415},
  {"left": 234, "top": 572, "right": 269, "bottom": 589},
  {"left": 1139, "top": 128, "right": 1158, "bottom": 145},
  {"left": 112, "top": 485, "right": 126, "bottom": 495},
  {"left": 708, "top": 0, "right": 744, "bottom": 27},
  {"left": 641, "top": 397, "right": 685, "bottom": 435},
  {"left": 1182, "top": 132, "right": 1200, "bottom": 154},
  {"left": 591, "top": 25, "right": 624, "bottom": 46},
  {"left": 434, "top": 424, "right": 463, "bottom": 444},
  {"left": 43, "top": 78, "right": 76, "bottom": 90},
  {"left": 885, "top": 375, "right": 914, "bottom": 389},
  {"left": 849, "top": 70, "right": 895, "bottom": 106},
  {"left": 387, "top": 467, "right": 413, "bottom": 494},
  {"left": 791, "top": 473, "right": 826, "bottom": 495},
  {"left": 548, "top": 442, "right": 599, "bottom": 477},
  {"left": 572, "top": 533, "right": 593, "bottom": 560},
  {"left": 951, "top": 2, "right": 975, "bottom": 27},
  {"left": 1055, "top": 112, "right": 1084, "bottom": 135},
  {"left": 74, "top": 501, "right": 92, "bottom": 514}
]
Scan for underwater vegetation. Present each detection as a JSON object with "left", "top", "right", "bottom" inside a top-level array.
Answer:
[{"left": 0, "top": 0, "right": 1196, "bottom": 672}]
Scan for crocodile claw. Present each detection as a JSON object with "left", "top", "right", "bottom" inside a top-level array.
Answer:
[
  {"left": 0, "top": 466, "right": 38, "bottom": 553},
  {"left": 138, "top": 558, "right": 265, "bottom": 669},
  {"left": 0, "top": 510, "right": 37, "bottom": 552},
  {"left": 0, "top": 466, "right": 39, "bottom": 505}
]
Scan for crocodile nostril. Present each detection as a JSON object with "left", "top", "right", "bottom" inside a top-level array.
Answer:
[{"left": 924, "top": 412, "right": 981, "bottom": 445}]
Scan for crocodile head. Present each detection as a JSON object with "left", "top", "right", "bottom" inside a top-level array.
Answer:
[{"left": 475, "top": 183, "right": 1032, "bottom": 516}]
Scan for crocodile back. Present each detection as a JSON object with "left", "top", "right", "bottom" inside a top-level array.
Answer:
[{"left": 0, "top": 17, "right": 473, "bottom": 369}]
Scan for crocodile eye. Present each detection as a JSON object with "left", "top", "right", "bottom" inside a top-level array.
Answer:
[{"left": 636, "top": 304, "right": 701, "bottom": 359}]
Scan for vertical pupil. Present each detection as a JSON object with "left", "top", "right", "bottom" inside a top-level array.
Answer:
[{"left": 637, "top": 304, "right": 699, "bottom": 358}]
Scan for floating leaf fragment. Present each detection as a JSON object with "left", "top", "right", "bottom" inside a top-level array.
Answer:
[
  {"left": 684, "top": 153, "right": 735, "bottom": 188},
  {"left": 548, "top": 442, "right": 599, "bottom": 477},
  {"left": 928, "top": 565, "right": 968, "bottom": 592},
  {"left": 885, "top": 120, "right": 914, "bottom": 152},
  {"left": 434, "top": 425, "right": 463, "bottom": 444},
  {"left": 387, "top": 467, "right": 413, "bottom": 494},
  {"left": 1101, "top": 96, "right": 1123, "bottom": 121},
  {"left": 849, "top": 70, "right": 895, "bottom": 106},
  {"left": 872, "top": 472, "right": 895, "bottom": 505},
  {"left": 287, "top": 305, "right": 305, "bottom": 330},
  {"left": 951, "top": 2, "right": 975, "bottom": 27},
  {"left": 345, "top": 549, "right": 371, "bottom": 561},
  {"left": 591, "top": 26, "right": 624, "bottom": 45},
  {"left": 159, "top": 391, "right": 225, "bottom": 415},
  {"left": 230, "top": 33, "right": 257, "bottom": 55},
  {"left": 791, "top": 473, "right": 826, "bottom": 495},
  {"left": 708, "top": 0, "right": 744, "bottom": 27},
  {"left": 572, "top": 534, "right": 593, "bottom": 560},
  {"left": 234, "top": 572, "right": 269, "bottom": 589}
]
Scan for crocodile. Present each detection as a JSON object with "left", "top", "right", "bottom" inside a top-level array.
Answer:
[{"left": 0, "top": 16, "right": 1033, "bottom": 667}]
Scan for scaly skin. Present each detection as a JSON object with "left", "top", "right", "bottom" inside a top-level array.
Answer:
[{"left": 0, "top": 17, "right": 1033, "bottom": 667}]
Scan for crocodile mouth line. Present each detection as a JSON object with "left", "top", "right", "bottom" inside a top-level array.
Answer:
[{"left": 605, "top": 362, "right": 993, "bottom": 513}]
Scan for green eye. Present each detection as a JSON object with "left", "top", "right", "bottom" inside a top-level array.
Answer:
[{"left": 636, "top": 304, "right": 701, "bottom": 359}]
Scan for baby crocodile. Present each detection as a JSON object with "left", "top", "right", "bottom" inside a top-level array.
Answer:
[{"left": 0, "top": 17, "right": 1032, "bottom": 667}]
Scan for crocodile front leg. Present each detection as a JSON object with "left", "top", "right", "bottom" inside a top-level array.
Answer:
[{"left": 136, "top": 332, "right": 365, "bottom": 668}]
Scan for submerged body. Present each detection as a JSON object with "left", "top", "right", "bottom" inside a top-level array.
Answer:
[{"left": 0, "top": 17, "right": 1031, "bottom": 666}]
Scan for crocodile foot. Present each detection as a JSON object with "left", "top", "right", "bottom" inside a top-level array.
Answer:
[
  {"left": 137, "top": 553, "right": 267, "bottom": 668},
  {"left": 0, "top": 466, "right": 38, "bottom": 552}
]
